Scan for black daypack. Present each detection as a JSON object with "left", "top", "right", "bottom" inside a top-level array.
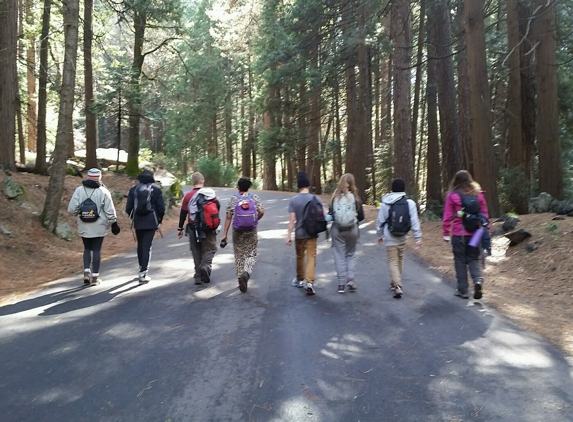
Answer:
[
  {"left": 302, "top": 195, "right": 327, "bottom": 236},
  {"left": 134, "top": 184, "right": 154, "bottom": 216},
  {"left": 385, "top": 196, "right": 411, "bottom": 236},
  {"left": 456, "top": 191, "right": 481, "bottom": 233},
  {"left": 79, "top": 188, "right": 99, "bottom": 223}
]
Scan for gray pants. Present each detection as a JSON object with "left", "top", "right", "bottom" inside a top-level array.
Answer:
[
  {"left": 452, "top": 235, "right": 482, "bottom": 294},
  {"left": 331, "top": 224, "right": 358, "bottom": 284},
  {"left": 187, "top": 225, "right": 218, "bottom": 283}
]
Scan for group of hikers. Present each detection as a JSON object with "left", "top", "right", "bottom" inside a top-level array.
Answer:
[{"left": 67, "top": 168, "right": 489, "bottom": 301}]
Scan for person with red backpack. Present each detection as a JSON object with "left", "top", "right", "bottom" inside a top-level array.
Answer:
[
  {"left": 178, "top": 172, "right": 221, "bottom": 285},
  {"left": 220, "top": 178, "right": 265, "bottom": 293}
]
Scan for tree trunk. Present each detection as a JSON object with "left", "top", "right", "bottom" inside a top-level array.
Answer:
[
  {"left": 426, "top": 10, "right": 442, "bottom": 205},
  {"left": 391, "top": 0, "right": 415, "bottom": 193},
  {"left": 84, "top": 0, "right": 98, "bottom": 169},
  {"left": 307, "top": 15, "right": 322, "bottom": 194},
  {"left": 0, "top": 0, "right": 18, "bottom": 171},
  {"left": 430, "top": 0, "right": 462, "bottom": 188},
  {"left": 534, "top": 0, "right": 562, "bottom": 199},
  {"left": 465, "top": 0, "right": 499, "bottom": 215},
  {"left": 41, "top": 0, "right": 79, "bottom": 232},
  {"left": 519, "top": 1, "right": 535, "bottom": 186},
  {"left": 17, "top": 91, "right": 26, "bottom": 164},
  {"left": 34, "top": 0, "right": 51, "bottom": 174},
  {"left": 455, "top": 0, "right": 472, "bottom": 174},
  {"left": 26, "top": 0, "right": 37, "bottom": 153},
  {"left": 126, "top": 8, "right": 146, "bottom": 176},
  {"left": 411, "top": 0, "right": 426, "bottom": 163}
]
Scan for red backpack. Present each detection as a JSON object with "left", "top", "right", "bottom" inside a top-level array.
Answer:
[{"left": 188, "top": 192, "right": 220, "bottom": 231}]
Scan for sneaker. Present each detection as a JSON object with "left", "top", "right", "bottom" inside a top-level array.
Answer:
[
  {"left": 346, "top": 280, "right": 357, "bottom": 291},
  {"left": 474, "top": 279, "right": 483, "bottom": 300},
  {"left": 454, "top": 289, "right": 470, "bottom": 299},
  {"left": 90, "top": 275, "right": 101, "bottom": 286},
  {"left": 83, "top": 270, "right": 91, "bottom": 286},
  {"left": 239, "top": 272, "right": 249, "bottom": 293},
  {"left": 138, "top": 271, "right": 151, "bottom": 285},
  {"left": 292, "top": 278, "right": 306, "bottom": 288},
  {"left": 337, "top": 284, "right": 346, "bottom": 294},
  {"left": 305, "top": 282, "right": 315, "bottom": 295},
  {"left": 200, "top": 266, "right": 211, "bottom": 284},
  {"left": 194, "top": 279, "right": 202, "bottom": 285},
  {"left": 393, "top": 286, "right": 403, "bottom": 299}
]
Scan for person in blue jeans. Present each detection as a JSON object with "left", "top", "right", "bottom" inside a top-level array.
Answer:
[{"left": 126, "top": 170, "right": 166, "bottom": 284}]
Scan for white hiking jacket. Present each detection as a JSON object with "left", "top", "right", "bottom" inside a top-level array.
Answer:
[{"left": 375, "top": 192, "right": 422, "bottom": 246}]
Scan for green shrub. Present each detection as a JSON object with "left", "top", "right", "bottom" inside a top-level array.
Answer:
[
  {"left": 196, "top": 157, "right": 236, "bottom": 187},
  {"left": 546, "top": 222, "right": 558, "bottom": 235}
]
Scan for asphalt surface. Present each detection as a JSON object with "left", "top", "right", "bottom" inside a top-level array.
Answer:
[{"left": 1, "top": 188, "right": 572, "bottom": 422}]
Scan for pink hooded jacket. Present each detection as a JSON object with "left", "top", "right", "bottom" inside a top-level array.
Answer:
[{"left": 442, "top": 190, "right": 489, "bottom": 237}]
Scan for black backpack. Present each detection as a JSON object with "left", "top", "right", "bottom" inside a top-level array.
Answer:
[
  {"left": 134, "top": 184, "right": 154, "bottom": 216},
  {"left": 79, "top": 188, "right": 99, "bottom": 223},
  {"left": 456, "top": 191, "right": 482, "bottom": 233},
  {"left": 385, "top": 196, "right": 411, "bottom": 236},
  {"left": 302, "top": 195, "right": 327, "bottom": 237}
]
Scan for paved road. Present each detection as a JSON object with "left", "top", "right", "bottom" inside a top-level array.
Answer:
[{"left": 1, "top": 188, "right": 572, "bottom": 422}]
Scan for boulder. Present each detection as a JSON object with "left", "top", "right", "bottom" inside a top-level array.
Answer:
[
  {"left": 554, "top": 200, "right": 573, "bottom": 215},
  {"left": 501, "top": 216, "right": 519, "bottom": 232},
  {"left": 528, "top": 192, "right": 556, "bottom": 214},
  {"left": 55, "top": 222, "right": 75, "bottom": 241},
  {"left": 505, "top": 228, "right": 532, "bottom": 247},
  {"left": 2, "top": 177, "right": 25, "bottom": 199}
]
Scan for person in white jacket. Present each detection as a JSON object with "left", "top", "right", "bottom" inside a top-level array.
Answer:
[
  {"left": 68, "top": 168, "right": 119, "bottom": 286},
  {"left": 375, "top": 178, "right": 422, "bottom": 298}
]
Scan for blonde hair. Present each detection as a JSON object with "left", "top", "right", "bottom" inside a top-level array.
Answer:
[
  {"left": 448, "top": 170, "right": 481, "bottom": 195},
  {"left": 191, "top": 172, "right": 205, "bottom": 186},
  {"left": 330, "top": 173, "right": 360, "bottom": 207}
]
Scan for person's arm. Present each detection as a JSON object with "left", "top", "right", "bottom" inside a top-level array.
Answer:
[
  {"left": 286, "top": 212, "right": 296, "bottom": 245},
  {"left": 67, "top": 187, "right": 80, "bottom": 216},
  {"left": 101, "top": 188, "right": 117, "bottom": 223},
  {"left": 356, "top": 202, "right": 365, "bottom": 222},
  {"left": 221, "top": 212, "right": 232, "bottom": 243},
  {"left": 409, "top": 200, "right": 422, "bottom": 245},
  {"left": 442, "top": 192, "right": 454, "bottom": 241},
  {"left": 125, "top": 187, "right": 134, "bottom": 218},
  {"left": 478, "top": 191, "right": 489, "bottom": 221},
  {"left": 153, "top": 186, "right": 166, "bottom": 224},
  {"left": 375, "top": 204, "right": 386, "bottom": 244},
  {"left": 254, "top": 194, "right": 264, "bottom": 220}
]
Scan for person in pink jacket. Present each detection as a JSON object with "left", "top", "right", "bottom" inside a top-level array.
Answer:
[{"left": 442, "top": 170, "right": 489, "bottom": 299}]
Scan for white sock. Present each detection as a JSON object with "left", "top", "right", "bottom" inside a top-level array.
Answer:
[{"left": 84, "top": 268, "right": 91, "bottom": 273}]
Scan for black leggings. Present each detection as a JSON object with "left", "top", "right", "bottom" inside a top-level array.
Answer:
[
  {"left": 82, "top": 237, "right": 104, "bottom": 273},
  {"left": 136, "top": 229, "right": 156, "bottom": 272}
]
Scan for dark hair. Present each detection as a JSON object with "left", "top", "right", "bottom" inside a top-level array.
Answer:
[
  {"left": 237, "top": 177, "right": 252, "bottom": 192},
  {"left": 297, "top": 172, "right": 311, "bottom": 189}
]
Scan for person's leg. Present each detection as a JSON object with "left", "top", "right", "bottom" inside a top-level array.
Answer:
[
  {"left": 135, "top": 229, "right": 145, "bottom": 271},
  {"left": 139, "top": 229, "right": 155, "bottom": 272},
  {"left": 90, "top": 237, "right": 104, "bottom": 274},
  {"left": 232, "top": 230, "right": 244, "bottom": 279},
  {"left": 345, "top": 226, "right": 359, "bottom": 289},
  {"left": 81, "top": 237, "right": 93, "bottom": 284},
  {"left": 295, "top": 238, "right": 306, "bottom": 282},
  {"left": 305, "top": 237, "right": 317, "bottom": 284},
  {"left": 452, "top": 236, "right": 469, "bottom": 296},
  {"left": 330, "top": 225, "right": 347, "bottom": 287},
  {"left": 468, "top": 254, "right": 483, "bottom": 299},
  {"left": 386, "top": 245, "right": 401, "bottom": 288},
  {"left": 242, "top": 230, "right": 258, "bottom": 276},
  {"left": 200, "top": 230, "right": 218, "bottom": 282},
  {"left": 397, "top": 243, "right": 406, "bottom": 281},
  {"left": 187, "top": 225, "right": 203, "bottom": 284}
]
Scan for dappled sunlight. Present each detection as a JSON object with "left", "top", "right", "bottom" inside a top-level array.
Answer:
[
  {"left": 33, "top": 387, "right": 82, "bottom": 405},
  {"left": 102, "top": 322, "right": 147, "bottom": 339},
  {"left": 258, "top": 228, "right": 288, "bottom": 239},
  {"left": 268, "top": 396, "right": 324, "bottom": 421},
  {"left": 487, "top": 236, "right": 510, "bottom": 265},
  {"left": 51, "top": 341, "right": 81, "bottom": 356},
  {"left": 320, "top": 333, "right": 378, "bottom": 361}
]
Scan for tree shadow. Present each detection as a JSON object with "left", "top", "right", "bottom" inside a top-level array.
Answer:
[{"left": 0, "top": 285, "right": 87, "bottom": 316}]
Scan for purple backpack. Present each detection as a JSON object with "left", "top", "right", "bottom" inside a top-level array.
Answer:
[{"left": 233, "top": 193, "right": 258, "bottom": 230}]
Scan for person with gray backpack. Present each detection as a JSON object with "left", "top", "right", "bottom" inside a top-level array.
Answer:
[
  {"left": 327, "top": 173, "right": 364, "bottom": 293},
  {"left": 376, "top": 178, "right": 422, "bottom": 299},
  {"left": 67, "top": 168, "right": 120, "bottom": 286},
  {"left": 125, "top": 169, "right": 165, "bottom": 285},
  {"left": 220, "top": 177, "right": 265, "bottom": 293}
]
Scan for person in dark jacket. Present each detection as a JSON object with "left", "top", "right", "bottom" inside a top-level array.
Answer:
[{"left": 126, "top": 169, "right": 166, "bottom": 284}]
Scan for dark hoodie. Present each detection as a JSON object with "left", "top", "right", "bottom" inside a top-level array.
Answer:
[
  {"left": 125, "top": 170, "right": 166, "bottom": 230},
  {"left": 82, "top": 179, "right": 101, "bottom": 189}
]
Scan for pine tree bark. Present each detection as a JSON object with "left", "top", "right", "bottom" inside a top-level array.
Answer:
[
  {"left": 41, "top": 0, "right": 79, "bottom": 232},
  {"left": 84, "top": 0, "right": 98, "bottom": 169},
  {"left": 34, "top": 0, "right": 51, "bottom": 174},
  {"left": 391, "top": 0, "right": 415, "bottom": 192},
  {"left": 534, "top": 0, "right": 562, "bottom": 199},
  {"left": 465, "top": 0, "right": 499, "bottom": 215},
  {"left": 455, "top": 1, "right": 472, "bottom": 173},
  {"left": 519, "top": 1, "right": 535, "bottom": 185},
  {"left": 26, "top": 0, "right": 37, "bottom": 153},
  {"left": 0, "top": 0, "right": 18, "bottom": 171}
]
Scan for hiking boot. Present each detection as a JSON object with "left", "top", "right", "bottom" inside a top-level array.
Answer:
[
  {"left": 200, "top": 266, "right": 211, "bottom": 284},
  {"left": 393, "top": 286, "right": 403, "bottom": 299},
  {"left": 90, "top": 274, "right": 102, "bottom": 286},
  {"left": 305, "top": 282, "right": 315, "bottom": 295},
  {"left": 454, "top": 289, "right": 470, "bottom": 299},
  {"left": 239, "top": 272, "right": 249, "bottom": 293},
  {"left": 138, "top": 271, "right": 151, "bottom": 285},
  {"left": 83, "top": 270, "right": 91, "bottom": 286},
  {"left": 474, "top": 279, "right": 483, "bottom": 300},
  {"left": 346, "top": 280, "right": 357, "bottom": 291},
  {"left": 292, "top": 278, "right": 306, "bottom": 288},
  {"left": 338, "top": 284, "right": 346, "bottom": 294}
]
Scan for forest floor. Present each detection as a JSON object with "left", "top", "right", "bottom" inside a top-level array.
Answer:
[{"left": 1, "top": 171, "right": 572, "bottom": 357}]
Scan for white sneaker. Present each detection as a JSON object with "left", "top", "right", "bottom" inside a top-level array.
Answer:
[
  {"left": 138, "top": 271, "right": 151, "bottom": 284},
  {"left": 292, "top": 277, "right": 306, "bottom": 288},
  {"left": 305, "top": 282, "right": 315, "bottom": 295}
]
